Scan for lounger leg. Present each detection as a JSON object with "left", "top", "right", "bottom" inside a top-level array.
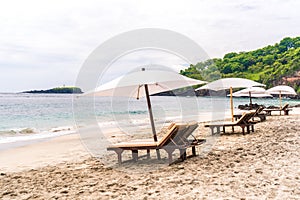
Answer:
[
  {"left": 211, "top": 127, "right": 214, "bottom": 135},
  {"left": 179, "top": 149, "right": 187, "bottom": 161},
  {"left": 192, "top": 146, "right": 196, "bottom": 156},
  {"left": 114, "top": 149, "right": 124, "bottom": 164},
  {"left": 156, "top": 149, "right": 161, "bottom": 160},
  {"left": 164, "top": 148, "right": 175, "bottom": 164},
  {"left": 223, "top": 126, "right": 225, "bottom": 133},
  {"left": 285, "top": 110, "right": 289, "bottom": 115},
  {"left": 132, "top": 150, "right": 138, "bottom": 162},
  {"left": 232, "top": 126, "right": 234, "bottom": 133},
  {"left": 117, "top": 153, "right": 122, "bottom": 164},
  {"left": 168, "top": 151, "right": 173, "bottom": 164},
  {"left": 251, "top": 125, "right": 254, "bottom": 132},
  {"left": 242, "top": 126, "right": 245, "bottom": 135},
  {"left": 216, "top": 126, "right": 220, "bottom": 134},
  {"left": 147, "top": 149, "right": 150, "bottom": 159},
  {"left": 246, "top": 126, "right": 250, "bottom": 134}
]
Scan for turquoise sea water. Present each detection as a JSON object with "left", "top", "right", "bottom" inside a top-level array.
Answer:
[{"left": 0, "top": 93, "right": 299, "bottom": 147}]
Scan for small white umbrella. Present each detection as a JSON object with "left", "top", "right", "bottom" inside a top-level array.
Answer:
[
  {"left": 231, "top": 87, "right": 272, "bottom": 108},
  {"left": 196, "top": 78, "right": 265, "bottom": 121},
  {"left": 267, "top": 85, "right": 297, "bottom": 108},
  {"left": 85, "top": 67, "right": 207, "bottom": 159}
]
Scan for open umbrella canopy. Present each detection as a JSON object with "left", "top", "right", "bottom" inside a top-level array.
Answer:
[
  {"left": 90, "top": 69, "right": 207, "bottom": 98},
  {"left": 234, "top": 93, "right": 272, "bottom": 98},
  {"left": 266, "top": 85, "right": 296, "bottom": 108},
  {"left": 231, "top": 87, "right": 272, "bottom": 98},
  {"left": 266, "top": 85, "right": 297, "bottom": 95},
  {"left": 231, "top": 87, "right": 272, "bottom": 109},
  {"left": 196, "top": 78, "right": 265, "bottom": 91},
  {"left": 196, "top": 78, "right": 265, "bottom": 121}
]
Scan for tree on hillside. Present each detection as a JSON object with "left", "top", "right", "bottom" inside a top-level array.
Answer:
[{"left": 179, "top": 36, "right": 300, "bottom": 94}]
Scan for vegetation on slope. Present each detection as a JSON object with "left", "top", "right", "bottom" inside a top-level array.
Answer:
[
  {"left": 180, "top": 37, "right": 300, "bottom": 94},
  {"left": 23, "top": 87, "right": 83, "bottom": 94}
]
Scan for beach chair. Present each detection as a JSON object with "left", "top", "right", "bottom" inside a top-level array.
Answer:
[
  {"left": 107, "top": 123, "right": 205, "bottom": 164},
  {"left": 263, "top": 103, "right": 291, "bottom": 115},
  {"left": 234, "top": 106, "right": 266, "bottom": 122},
  {"left": 204, "top": 112, "right": 257, "bottom": 135}
]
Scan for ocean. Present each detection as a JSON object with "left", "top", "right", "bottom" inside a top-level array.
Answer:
[{"left": 0, "top": 93, "right": 299, "bottom": 149}]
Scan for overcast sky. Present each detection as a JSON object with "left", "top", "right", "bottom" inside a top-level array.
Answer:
[{"left": 1, "top": 0, "right": 299, "bottom": 92}]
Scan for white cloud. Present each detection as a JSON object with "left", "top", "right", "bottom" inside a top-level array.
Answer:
[{"left": 0, "top": 0, "right": 299, "bottom": 92}]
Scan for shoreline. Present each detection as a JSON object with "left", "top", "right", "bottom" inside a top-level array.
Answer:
[
  {"left": 0, "top": 113, "right": 299, "bottom": 199},
  {"left": 0, "top": 110, "right": 228, "bottom": 151},
  {"left": 0, "top": 133, "right": 90, "bottom": 173},
  {"left": 1, "top": 108, "right": 299, "bottom": 173}
]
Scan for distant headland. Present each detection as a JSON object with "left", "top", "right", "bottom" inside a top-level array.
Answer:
[{"left": 22, "top": 87, "right": 83, "bottom": 94}]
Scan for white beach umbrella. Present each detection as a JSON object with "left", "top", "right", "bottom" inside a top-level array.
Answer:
[
  {"left": 90, "top": 69, "right": 206, "bottom": 98},
  {"left": 232, "top": 87, "right": 271, "bottom": 97},
  {"left": 84, "top": 67, "right": 207, "bottom": 159},
  {"left": 231, "top": 87, "right": 272, "bottom": 108},
  {"left": 196, "top": 78, "right": 265, "bottom": 121},
  {"left": 267, "top": 85, "right": 297, "bottom": 107}
]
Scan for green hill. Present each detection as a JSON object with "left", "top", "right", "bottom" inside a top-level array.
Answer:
[
  {"left": 23, "top": 86, "right": 83, "bottom": 94},
  {"left": 180, "top": 36, "right": 300, "bottom": 94}
]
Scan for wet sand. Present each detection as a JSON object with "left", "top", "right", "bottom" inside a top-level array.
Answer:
[{"left": 0, "top": 110, "right": 299, "bottom": 199}]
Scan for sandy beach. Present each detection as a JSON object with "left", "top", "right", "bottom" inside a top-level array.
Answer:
[{"left": 0, "top": 110, "right": 299, "bottom": 199}]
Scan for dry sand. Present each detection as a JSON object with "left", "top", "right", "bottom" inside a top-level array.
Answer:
[{"left": 0, "top": 111, "right": 299, "bottom": 199}]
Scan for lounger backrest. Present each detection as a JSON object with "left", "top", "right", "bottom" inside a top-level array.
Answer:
[
  {"left": 175, "top": 122, "right": 198, "bottom": 145},
  {"left": 167, "top": 122, "right": 176, "bottom": 130},
  {"left": 235, "top": 113, "right": 248, "bottom": 124},
  {"left": 253, "top": 107, "right": 264, "bottom": 117},
  {"left": 281, "top": 103, "right": 289, "bottom": 110},
  {"left": 246, "top": 111, "right": 256, "bottom": 122},
  {"left": 183, "top": 122, "right": 198, "bottom": 139},
  {"left": 236, "top": 112, "right": 255, "bottom": 124},
  {"left": 256, "top": 106, "right": 264, "bottom": 113},
  {"left": 157, "top": 124, "right": 178, "bottom": 147},
  {"left": 162, "top": 122, "right": 199, "bottom": 146},
  {"left": 170, "top": 124, "right": 190, "bottom": 145}
]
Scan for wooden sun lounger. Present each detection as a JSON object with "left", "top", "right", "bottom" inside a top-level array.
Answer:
[
  {"left": 234, "top": 107, "right": 266, "bottom": 122},
  {"left": 107, "top": 123, "right": 205, "bottom": 164},
  {"left": 263, "top": 103, "right": 291, "bottom": 115},
  {"left": 204, "top": 112, "right": 257, "bottom": 135}
]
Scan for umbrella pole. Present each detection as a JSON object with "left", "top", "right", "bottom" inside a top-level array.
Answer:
[
  {"left": 230, "top": 87, "right": 234, "bottom": 122},
  {"left": 249, "top": 91, "right": 252, "bottom": 110},
  {"left": 279, "top": 91, "right": 282, "bottom": 108},
  {"left": 144, "top": 84, "right": 161, "bottom": 160},
  {"left": 279, "top": 91, "right": 282, "bottom": 115}
]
